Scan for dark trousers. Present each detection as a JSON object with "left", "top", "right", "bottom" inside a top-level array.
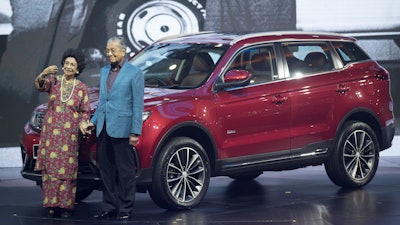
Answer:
[{"left": 97, "top": 128, "right": 136, "bottom": 214}]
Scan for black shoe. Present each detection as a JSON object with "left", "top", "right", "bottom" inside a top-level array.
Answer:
[
  {"left": 60, "top": 209, "right": 73, "bottom": 218},
  {"left": 94, "top": 211, "right": 116, "bottom": 220},
  {"left": 117, "top": 212, "right": 131, "bottom": 221},
  {"left": 47, "top": 207, "right": 58, "bottom": 218}
]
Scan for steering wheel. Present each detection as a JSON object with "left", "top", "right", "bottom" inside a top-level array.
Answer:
[{"left": 145, "top": 76, "right": 168, "bottom": 86}]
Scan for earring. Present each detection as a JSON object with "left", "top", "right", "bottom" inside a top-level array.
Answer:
[{"left": 76, "top": 71, "right": 79, "bottom": 74}]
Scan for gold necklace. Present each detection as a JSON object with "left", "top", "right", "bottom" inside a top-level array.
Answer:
[{"left": 60, "top": 76, "right": 76, "bottom": 103}]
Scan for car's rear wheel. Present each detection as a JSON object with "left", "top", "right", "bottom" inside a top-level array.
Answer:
[
  {"left": 149, "top": 137, "right": 210, "bottom": 210},
  {"left": 325, "top": 121, "right": 379, "bottom": 188}
]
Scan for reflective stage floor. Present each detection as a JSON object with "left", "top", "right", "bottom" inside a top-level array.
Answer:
[{"left": 1, "top": 156, "right": 400, "bottom": 225}]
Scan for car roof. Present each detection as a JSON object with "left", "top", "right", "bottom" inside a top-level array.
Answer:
[{"left": 155, "top": 31, "right": 356, "bottom": 46}]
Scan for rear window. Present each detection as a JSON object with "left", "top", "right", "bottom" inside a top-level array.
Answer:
[{"left": 333, "top": 42, "right": 370, "bottom": 65}]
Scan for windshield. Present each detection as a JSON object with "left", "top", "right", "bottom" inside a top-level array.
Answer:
[{"left": 130, "top": 43, "right": 228, "bottom": 88}]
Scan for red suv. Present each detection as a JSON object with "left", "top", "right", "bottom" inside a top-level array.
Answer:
[{"left": 20, "top": 31, "right": 395, "bottom": 210}]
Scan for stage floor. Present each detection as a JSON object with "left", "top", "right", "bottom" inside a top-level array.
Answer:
[{"left": 1, "top": 155, "right": 400, "bottom": 225}]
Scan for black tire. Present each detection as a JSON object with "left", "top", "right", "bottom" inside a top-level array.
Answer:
[
  {"left": 149, "top": 137, "right": 210, "bottom": 210},
  {"left": 228, "top": 171, "right": 263, "bottom": 181},
  {"left": 106, "top": 0, "right": 206, "bottom": 56},
  {"left": 324, "top": 121, "right": 380, "bottom": 188}
]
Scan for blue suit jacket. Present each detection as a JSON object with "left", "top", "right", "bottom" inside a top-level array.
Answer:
[{"left": 91, "top": 61, "right": 144, "bottom": 138}]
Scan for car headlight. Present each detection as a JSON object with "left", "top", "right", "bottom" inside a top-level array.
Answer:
[
  {"left": 142, "top": 111, "right": 152, "bottom": 122},
  {"left": 29, "top": 110, "right": 45, "bottom": 132}
]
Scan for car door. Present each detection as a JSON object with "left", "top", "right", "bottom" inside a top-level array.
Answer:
[
  {"left": 215, "top": 45, "right": 291, "bottom": 160},
  {"left": 282, "top": 42, "right": 346, "bottom": 154}
]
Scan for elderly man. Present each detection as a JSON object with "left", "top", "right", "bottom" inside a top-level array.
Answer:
[{"left": 82, "top": 36, "right": 144, "bottom": 221}]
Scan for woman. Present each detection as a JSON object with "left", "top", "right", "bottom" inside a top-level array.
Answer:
[{"left": 34, "top": 49, "right": 90, "bottom": 218}]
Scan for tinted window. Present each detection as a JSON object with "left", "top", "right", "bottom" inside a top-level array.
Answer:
[
  {"left": 333, "top": 42, "right": 370, "bottom": 65},
  {"left": 131, "top": 43, "right": 228, "bottom": 88},
  {"left": 283, "top": 43, "right": 334, "bottom": 77},
  {"left": 227, "top": 45, "right": 278, "bottom": 84}
]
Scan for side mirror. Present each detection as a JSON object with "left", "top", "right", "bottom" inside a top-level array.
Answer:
[{"left": 215, "top": 70, "right": 251, "bottom": 91}]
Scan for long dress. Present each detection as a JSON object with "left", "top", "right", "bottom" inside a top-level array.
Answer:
[{"left": 34, "top": 75, "right": 90, "bottom": 209}]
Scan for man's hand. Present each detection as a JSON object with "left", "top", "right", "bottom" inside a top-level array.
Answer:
[
  {"left": 79, "top": 121, "right": 95, "bottom": 135},
  {"left": 129, "top": 134, "right": 139, "bottom": 146}
]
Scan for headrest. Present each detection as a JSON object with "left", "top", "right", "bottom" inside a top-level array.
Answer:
[
  {"left": 304, "top": 52, "right": 326, "bottom": 67},
  {"left": 193, "top": 53, "right": 214, "bottom": 72},
  {"left": 251, "top": 53, "right": 270, "bottom": 71}
]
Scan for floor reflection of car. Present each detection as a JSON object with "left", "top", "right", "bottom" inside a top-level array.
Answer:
[{"left": 20, "top": 31, "right": 395, "bottom": 210}]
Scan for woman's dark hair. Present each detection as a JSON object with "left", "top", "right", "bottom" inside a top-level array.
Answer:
[{"left": 61, "top": 48, "right": 86, "bottom": 77}]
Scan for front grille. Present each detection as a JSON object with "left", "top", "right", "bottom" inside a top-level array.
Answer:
[{"left": 33, "top": 144, "right": 39, "bottom": 159}]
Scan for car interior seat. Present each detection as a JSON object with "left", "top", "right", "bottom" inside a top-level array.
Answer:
[
  {"left": 181, "top": 52, "right": 214, "bottom": 86},
  {"left": 250, "top": 53, "right": 272, "bottom": 83},
  {"left": 304, "top": 52, "right": 328, "bottom": 72}
]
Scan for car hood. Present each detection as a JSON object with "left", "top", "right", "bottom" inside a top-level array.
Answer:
[{"left": 144, "top": 87, "right": 188, "bottom": 107}]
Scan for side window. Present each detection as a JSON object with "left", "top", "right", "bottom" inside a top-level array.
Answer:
[
  {"left": 227, "top": 45, "right": 278, "bottom": 85},
  {"left": 283, "top": 43, "right": 334, "bottom": 77},
  {"left": 332, "top": 42, "right": 370, "bottom": 66}
]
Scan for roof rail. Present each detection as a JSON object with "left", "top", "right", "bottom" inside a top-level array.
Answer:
[
  {"left": 230, "top": 31, "right": 350, "bottom": 45},
  {"left": 155, "top": 31, "right": 216, "bottom": 43}
]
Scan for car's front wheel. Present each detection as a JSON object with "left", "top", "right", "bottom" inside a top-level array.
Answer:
[
  {"left": 325, "top": 121, "right": 380, "bottom": 188},
  {"left": 149, "top": 137, "right": 210, "bottom": 210}
]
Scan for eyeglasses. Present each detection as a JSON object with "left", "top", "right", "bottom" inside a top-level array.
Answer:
[{"left": 104, "top": 48, "right": 120, "bottom": 55}]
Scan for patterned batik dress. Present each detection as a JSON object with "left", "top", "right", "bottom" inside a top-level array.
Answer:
[{"left": 34, "top": 75, "right": 90, "bottom": 209}]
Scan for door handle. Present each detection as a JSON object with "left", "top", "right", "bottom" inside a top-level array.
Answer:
[
  {"left": 272, "top": 95, "right": 287, "bottom": 104},
  {"left": 336, "top": 84, "right": 349, "bottom": 94}
]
